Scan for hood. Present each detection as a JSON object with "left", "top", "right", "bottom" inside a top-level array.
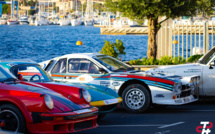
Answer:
[
  {"left": 146, "top": 63, "right": 201, "bottom": 77},
  {"left": 47, "top": 81, "right": 119, "bottom": 102},
  {"left": 150, "top": 63, "right": 199, "bottom": 70},
  {"left": 10, "top": 83, "right": 84, "bottom": 112}
]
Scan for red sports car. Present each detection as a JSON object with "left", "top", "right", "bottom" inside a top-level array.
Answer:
[{"left": 0, "top": 65, "right": 98, "bottom": 133}]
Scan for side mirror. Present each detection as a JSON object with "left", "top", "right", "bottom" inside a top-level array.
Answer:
[
  {"left": 209, "top": 62, "right": 214, "bottom": 69},
  {"left": 98, "top": 68, "right": 107, "bottom": 74},
  {"left": 17, "top": 74, "right": 23, "bottom": 81}
]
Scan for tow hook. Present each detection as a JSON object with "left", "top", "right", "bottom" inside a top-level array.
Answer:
[{"left": 0, "top": 120, "right": 5, "bottom": 128}]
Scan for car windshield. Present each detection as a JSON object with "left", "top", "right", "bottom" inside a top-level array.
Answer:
[
  {"left": 198, "top": 48, "right": 215, "bottom": 64},
  {"left": 94, "top": 55, "right": 133, "bottom": 72},
  {"left": 11, "top": 65, "right": 53, "bottom": 82},
  {"left": 0, "top": 65, "right": 17, "bottom": 82}
]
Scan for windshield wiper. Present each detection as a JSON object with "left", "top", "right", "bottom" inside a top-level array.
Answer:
[
  {"left": 127, "top": 67, "right": 135, "bottom": 71},
  {"left": 1, "top": 78, "right": 18, "bottom": 83}
]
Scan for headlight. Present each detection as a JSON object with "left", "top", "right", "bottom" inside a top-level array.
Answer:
[
  {"left": 193, "top": 77, "right": 197, "bottom": 85},
  {"left": 196, "top": 76, "right": 200, "bottom": 84},
  {"left": 44, "top": 95, "right": 54, "bottom": 110},
  {"left": 173, "top": 83, "right": 182, "bottom": 92},
  {"left": 189, "top": 78, "right": 194, "bottom": 86},
  {"left": 82, "top": 89, "right": 91, "bottom": 103}
]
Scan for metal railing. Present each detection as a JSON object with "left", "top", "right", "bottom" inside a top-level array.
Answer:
[{"left": 157, "top": 19, "right": 214, "bottom": 59}]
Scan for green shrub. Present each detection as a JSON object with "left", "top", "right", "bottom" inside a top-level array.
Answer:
[
  {"left": 186, "top": 54, "right": 203, "bottom": 63},
  {"left": 129, "top": 56, "right": 186, "bottom": 65},
  {"left": 99, "top": 39, "right": 126, "bottom": 60},
  {"left": 99, "top": 40, "right": 118, "bottom": 58}
]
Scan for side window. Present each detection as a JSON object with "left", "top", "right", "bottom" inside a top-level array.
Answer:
[
  {"left": 89, "top": 62, "right": 100, "bottom": 74},
  {"left": 51, "top": 58, "right": 67, "bottom": 73},
  {"left": 68, "top": 59, "right": 99, "bottom": 74},
  {"left": 16, "top": 66, "right": 44, "bottom": 81}
]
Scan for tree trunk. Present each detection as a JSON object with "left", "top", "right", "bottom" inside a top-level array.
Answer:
[{"left": 147, "top": 16, "right": 158, "bottom": 60}]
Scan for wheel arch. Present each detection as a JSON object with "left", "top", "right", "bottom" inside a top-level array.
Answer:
[
  {"left": 0, "top": 97, "right": 33, "bottom": 123},
  {"left": 118, "top": 79, "right": 152, "bottom": 99}
]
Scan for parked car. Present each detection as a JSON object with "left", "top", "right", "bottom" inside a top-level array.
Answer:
[
  {"left": 0, "top": 60, "right": 122, "bottom": 118},
  {"left": 0, "top": 65, "right": 98, "bottom": 133},
  {"left": 147, "top": 47, "right": 215, "bottom": 97},
  {"left": 39, "top": 53, "right": 200, "bottom": 113}
]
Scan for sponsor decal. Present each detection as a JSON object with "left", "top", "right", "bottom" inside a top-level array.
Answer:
[
  {"left": 74, "top": 109, "right": 92, "bottom": 114},
  {"left": 100, "top": 81, "right": 110, "bottom": 87},
  {"left": 156, "top": 70, "right": 176, "bottom": 74},
  {"left": 7, "top": 63, "right": 18, "bottom": 67},
  {"left": 196, "top": 122, "right": 213, "bottom": 134},
  {"left": 184, "top": 69, "right": 201, "bottom": 73},
  {"left": 111, "top": 74, "right": 127, "bottom": 77},
  {"left": 79, "top": 77, "right": 85, "bottom": 81},
  {"left": 104, "top": 99, "right": 118, "bottom": 105},
  {"left": 112, "top": 82, "right": 120, "bottom": 86}
]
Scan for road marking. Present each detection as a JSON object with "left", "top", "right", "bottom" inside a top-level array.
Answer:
[
  {"left": 158, "top": 122, "right": 185, "bottom": 129},
  {"left": 162, "top": 110, "right": 215, "bottom": 112},
  {"left": 99, "top": 124, "right": 166, "bottom": 127},
  {"left": 154, "top": 130, "right": 171, "bottom": 134}
]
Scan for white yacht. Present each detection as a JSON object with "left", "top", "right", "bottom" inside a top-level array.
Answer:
[
  {"left": 84, "top": 20, "right": 93, "bottom": 26},
  {"left": 19, "top": 16, "right": 29, "bottom": 25},
  {"left": 0, "top": 18, "right": 7, "bottom": 25},
  {"left": 7, "top": 19, "right": 19, "bottom": 25},
  {"left": 35, "top": 18, "right": 48, "bottom": 26},
  {"left": 59, "top": 18, "right": 70, "bottom": 26},
  {"left": 71, "top": 19, "right": 82, "bottom": 26}
]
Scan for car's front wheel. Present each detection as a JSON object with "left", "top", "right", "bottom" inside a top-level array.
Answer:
[
  {"left": 0, "top": 104, "right": 26, "bottom": 133},
  {"left": 122, "top": 84, "right": 151, "bottom": 113}
]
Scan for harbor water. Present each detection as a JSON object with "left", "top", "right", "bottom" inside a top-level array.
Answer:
[
  {"left": 0, "top": 25, "right": 215, "bottom": 62},
  {"left": 0, "top": 25, "right": 148, "bottom": 62}
]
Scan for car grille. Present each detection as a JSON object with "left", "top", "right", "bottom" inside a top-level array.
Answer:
[
  {"left": 74, "top": 120, "right": 93, "bottom": 131},
  {"left": 180, "top": 90, "right": 191, "bottom": 98}
]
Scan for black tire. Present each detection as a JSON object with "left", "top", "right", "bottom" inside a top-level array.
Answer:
[
  {"left": 122, "top": 84, "right": 151, "bottom": 113},
  {"left": 0, "top": 104, "right": 27, "bottom": 133}
]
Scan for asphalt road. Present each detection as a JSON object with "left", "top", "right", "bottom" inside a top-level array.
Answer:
[{"left": 77, "top": 99, "right": 215, "bottom": 134}]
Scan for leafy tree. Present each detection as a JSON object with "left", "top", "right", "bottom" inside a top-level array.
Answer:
[
  {"left": 28, "top": 0, "right": 35, "bottom": 7},
  {"left": 105, "top": 0, "right": 215, "bottom": 60},
  {"left": 80, "top": 3, "right": 86, "bottom": 13},
  {"left": 2, "top": 4, "right": 9, "bottom": 14},
  {"left": 94, "top": 3, "right": 105, "bottom": 12},
  {"left": 28, "top": 9, "right": 35, "bottom": 15}
]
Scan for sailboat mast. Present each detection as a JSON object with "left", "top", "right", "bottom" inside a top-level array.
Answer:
[{"left": 11, "top": 0, "right": 13, "bottom": 18}]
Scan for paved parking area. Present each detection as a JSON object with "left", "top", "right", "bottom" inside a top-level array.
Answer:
[{"left": 77, "top": 99, "right": 215, "bottom": 134}]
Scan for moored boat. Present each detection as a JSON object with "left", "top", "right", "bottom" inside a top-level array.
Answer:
[
  {"left": 0, "top": 19, "right": 7, "bottom": 25},
  {"left": 19, "top": 16, "right": 29, "bottom": 25},
  {"left": 7, "top": 19, "right": 19, "bottom": 25}
]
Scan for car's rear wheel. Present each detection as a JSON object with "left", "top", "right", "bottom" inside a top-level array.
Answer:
[
  {"left": 122, "top": 84, "right": 151, "bottom": 113},
  {"left": 0, "top": 104, "right": 26, "bottom": 133}
]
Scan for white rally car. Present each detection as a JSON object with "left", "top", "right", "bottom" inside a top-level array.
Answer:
[
  {"left": 40, "top": 53, "right": 200, "bottom": 113},
  {"left": 148, "top": 47, "right": 215, "bottom": 97}
]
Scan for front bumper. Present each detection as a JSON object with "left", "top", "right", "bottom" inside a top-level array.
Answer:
[
  {"left": 27, "top": 107, "right": 98, "bottom": 134},
  {"left": 90, "top": 97, "right": 122, "bottom": 114},
  {"left": 155, "top": 95, "right": 198, "bottom": 105}
]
